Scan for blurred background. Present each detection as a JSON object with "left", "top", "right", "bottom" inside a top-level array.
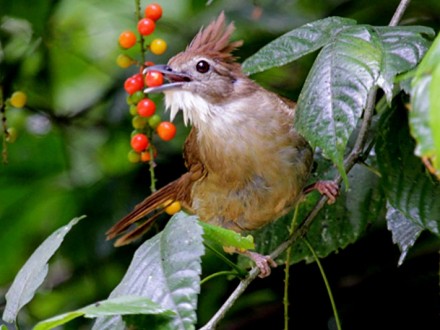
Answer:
[{"left": 1, "top": 0, "right": 439, "bottom": 329}]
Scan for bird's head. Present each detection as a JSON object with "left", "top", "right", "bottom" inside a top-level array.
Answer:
[{"left": 144, "top": 12, "right": 246, "bottom": 126}]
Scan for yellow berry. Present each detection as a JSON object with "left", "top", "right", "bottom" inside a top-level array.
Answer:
[
  {"left": 164, "top": 200, "right": 181, "bottom": 215},
  {"left": 150, "top": 38, "right": 167, "bottom": 55},
  {"left": 10, "top": 91, "right": 27, "bottom": 108},
  {"left": 116, "top": 54, "right": 134, "bottom": 68}
]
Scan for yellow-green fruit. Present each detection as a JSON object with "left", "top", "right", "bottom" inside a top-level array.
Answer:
[
  {"left": 10, "top": 91, "right": 27, "bottom": 108},
  {"left": 132, "top": 115, "right": 147, "bottom": 129},
  {"left": 128, "top": 150, "right": 141, "bottom": 163},
  {"left": 116, "top": 54, "right": 134, "bottom": 68}
]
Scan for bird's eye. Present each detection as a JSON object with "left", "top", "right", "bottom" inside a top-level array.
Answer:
[{"left": 196, "top": 60, "right": 210, "bottom": 73}]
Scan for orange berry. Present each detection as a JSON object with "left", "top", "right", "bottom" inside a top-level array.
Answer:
[
  {"left": 145, "top": 3, "right": 163, "bottom": 21},
  {"left": 140, "top": 146, "right": 157, "bottom": 162},
  {"left": 156, "top": 121, "right": 176, "bottom": 141},
  {"left": 118, "top": 30, "right": 137, "bottom": 49}
]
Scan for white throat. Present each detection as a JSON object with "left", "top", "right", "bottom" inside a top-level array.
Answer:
[{"left": 164, "top": 90, "right": 214, "bottom": 127}]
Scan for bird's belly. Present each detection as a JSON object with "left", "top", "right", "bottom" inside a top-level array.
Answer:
[{"left": 190, "top": 173, "right": 302, "bottom": 232}]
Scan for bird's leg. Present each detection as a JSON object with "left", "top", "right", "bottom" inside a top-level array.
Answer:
[
  {"left": 239, "top": 250, "right": 277, "bottom": 278},
  {"left": 303, "top": 181, "right": 339, "bottom": 204}
]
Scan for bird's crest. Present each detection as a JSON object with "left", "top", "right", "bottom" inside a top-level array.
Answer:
[{"left": 185, "top": 12, "right": 243, "bottom": 62}]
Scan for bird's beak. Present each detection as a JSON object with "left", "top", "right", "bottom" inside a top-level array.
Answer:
[{"left": 143, "top": 64, "right": 192, "bottom": 94}]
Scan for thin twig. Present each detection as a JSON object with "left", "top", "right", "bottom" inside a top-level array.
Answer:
[
  {"left": 304, "top": 238, "right": 342, "bottom": 330},
  {"left": 389, "top": 0, "right": 411, "bottom": 27},
  {"left": 199, "top": 1, "right": 411, "bottom": 328}
]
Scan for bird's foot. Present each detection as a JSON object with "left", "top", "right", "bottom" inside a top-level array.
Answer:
[
  {"left": 304, "top": 180, "right": 339, "bottom": 204},
  {"left": 243, "top": 250, "right": 277, "bottom": 278}
]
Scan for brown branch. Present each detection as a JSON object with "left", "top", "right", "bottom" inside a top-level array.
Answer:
[{"left": 199, "top": 1, "right": 411, "bottom": 328}]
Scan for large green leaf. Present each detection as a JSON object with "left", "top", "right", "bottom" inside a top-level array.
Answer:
[
  {"left": 295, "top": 25, "right": 432, "bottom": 182},
  {"left": 242, "top": 17, "right": 356, "bottom": 75},
  {"left": 93, "top": 212, "right": 205, "bottom": 330},
  {"left": 376, "top": 107, "right": 440, "bottom": 236},
  {"left": 295, "top": 25, "right": 382, "bottom": 183},
  {"left": 33, "top": 296, "right": 174, "bottom": 330},
  {"left": 2, "top": 216, "right": 85, "bottom": 324},
  {"left": 410, "top": 32, "right": 440, "bottom": 179}
]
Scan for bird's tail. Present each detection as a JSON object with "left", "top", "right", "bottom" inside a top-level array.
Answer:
[{"left": 106, "top": 177, "right": 184, "bottom": 247}]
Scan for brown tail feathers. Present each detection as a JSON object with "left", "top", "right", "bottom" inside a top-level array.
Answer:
[{"left": 106, "top": 176, "right": 187, "bottom": 246}]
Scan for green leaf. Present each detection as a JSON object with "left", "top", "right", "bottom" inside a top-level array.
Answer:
[
  {"left": 374, "top": 26, "right": 433, "bottom": 102},
  {"left": 295, "top": 25, "right": 432, "bottom": 183},
  {"left": 296, "top": 25, "right": 382, "bottom": 183},
  {"left": 93, "top": 212, "right": 205, "bottom": 330},
  {"left": 242, "top": 17, "right": 356, "bottom": 75},
  {"left": 199, "top": 221, "right": 254, "bottom": 250},
  {"left": 410, "top": 32, "right": 440, "bottom": 178},
  {"left": 2, "top": 216, "right": 86, "bottom": 324},
  {"left": 33, "top": 296, "right": 174, "bottom": 330},
  {"left": 386, "top": 203, "right": 423, "bottom": 266},
  {"left": 376, "top": 107, "right": 440, "bottom": 236}
]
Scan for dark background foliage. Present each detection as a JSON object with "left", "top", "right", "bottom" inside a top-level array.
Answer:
[{"left": 1, "top": 0, "right": 439, "bottom": 329}]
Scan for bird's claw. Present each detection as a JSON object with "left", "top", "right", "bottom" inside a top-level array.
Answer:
[
  {"left": 246, "top": 251, "right": 277, "bottom": 278},
  {"left": 304, "top": 180, "right": 339, "bottom": 204}
]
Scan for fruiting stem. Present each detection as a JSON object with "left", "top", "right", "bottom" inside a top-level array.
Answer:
[{"left": 135, "top": 0, "right": 146, "bottom": 64}]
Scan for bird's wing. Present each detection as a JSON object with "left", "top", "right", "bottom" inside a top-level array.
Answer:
[{"left": 106, "top": 127, "right": 206, "bottom": 246}]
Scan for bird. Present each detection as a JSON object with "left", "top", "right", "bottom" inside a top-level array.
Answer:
[{"left": 107, "top": 12, "right": 338, "bottom": 278}]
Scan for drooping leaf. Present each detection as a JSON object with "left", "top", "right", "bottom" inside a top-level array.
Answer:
[
  {"left": 410, "top": 32, "right": 440, "bottom": 179},
  {"left": 242, "top": 17, "right": 356, "bottom": 75},
  {"left": 33, "top": 296, "right": 174, "bottom": 330},
  {"left": 2, "top": 216, "right": 86, "bottom": 324},
  {"left": 93, "top": 212, "right": 204, "bottom": 330},
  {"left": 295, "top": 25, "right": 382, "bottom": 183},
  {"left": 376, "top": 107, "right": 440, "bottom": 236},
  {"left": 386, "top": 203, "right": 423, "bottom": 266},
  {"left": 199, "top": 221, "right": 254, "bottom": 250}
]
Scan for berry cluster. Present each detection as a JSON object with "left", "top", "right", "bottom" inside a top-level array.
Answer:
[{"left": 117, "top": 3, "right": 176, "bottom": 164}]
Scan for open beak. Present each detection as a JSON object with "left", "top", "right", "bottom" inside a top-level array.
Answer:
[{"left": 143, "top": 64, "right": 192, "bottom": 94}]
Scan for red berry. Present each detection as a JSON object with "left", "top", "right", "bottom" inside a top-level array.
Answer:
[
  {"left": 137, "top": 18, "right": 155, "bottom": 36},
  {"left": 137, "top": 98, "right": 156, "bottom": 117},
  {"left": 145, "top": 3, "right": 163, "bottom": 21},
  {"left": 145, "top": 71, "right": 163, "bottom": 87},
  {"left": 131, "top": 133, "right": 149, "bottom": 152},
  {"left": 119, "top": 31, "right": 137, "bottom": 49},
  {"left": 124, "top": 74, "right": 144, "bottom": 95},
  {"left": 157, "top": 121, "right": 176, "bottom": 141}
]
